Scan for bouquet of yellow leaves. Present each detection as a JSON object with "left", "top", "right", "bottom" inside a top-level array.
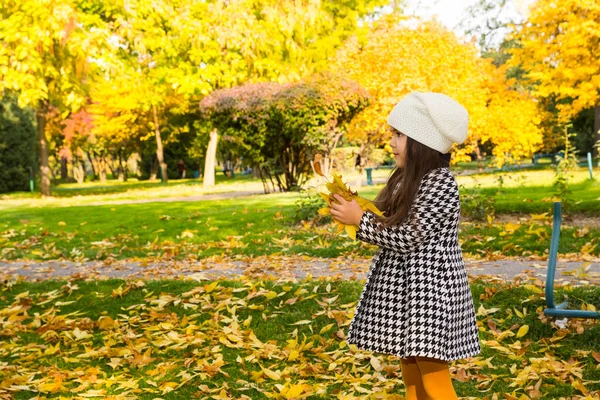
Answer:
[{"left": 313, "top": 159, "right": 384, "bottom": 240}]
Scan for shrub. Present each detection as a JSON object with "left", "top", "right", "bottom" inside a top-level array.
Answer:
[{"left": 0, "top": 96, "right": 37, "bottom": 193}]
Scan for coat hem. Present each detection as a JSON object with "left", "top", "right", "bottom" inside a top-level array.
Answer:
[{"left": 346, "top": 340, "right": 482, "bottom": 362}]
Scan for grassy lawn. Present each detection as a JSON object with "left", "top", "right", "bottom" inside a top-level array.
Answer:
[
  {"left": 1, "top": 192, "right": 599, "bottom": 261},
  {"left": 0, "top": 277, "right": 598, "bottom": 399},
  {"left": 0, "top": 174, "right": 263, "bottom": 206},
  {"left": 361, "top": 170, "right": 600, "bottom": 215},
  {"left": 1, "top": 186, "right": 599, "bottom": 261},
  {"left": 1, "top": 167, "right": 599, "bottom": 261}
]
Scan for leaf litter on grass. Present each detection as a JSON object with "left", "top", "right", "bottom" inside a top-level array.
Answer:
[{"left": 0, "top": 274, "right": 598, "bottom": 399}]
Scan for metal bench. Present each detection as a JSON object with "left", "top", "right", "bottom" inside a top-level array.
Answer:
[{"left": 544, "top": 201, "right": 599, "bottom": 318}]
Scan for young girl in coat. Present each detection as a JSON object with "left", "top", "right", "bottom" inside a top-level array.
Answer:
[{"left": 330, "top": 92, "right": 481, "bottom": 400}]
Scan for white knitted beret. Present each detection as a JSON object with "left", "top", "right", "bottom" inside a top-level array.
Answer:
[{"left": 387, "top": 92, "right": 469, "bottom": 154}]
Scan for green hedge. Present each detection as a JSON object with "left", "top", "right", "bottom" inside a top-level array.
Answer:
[{"left": 0, "top": 96, "right": 37, "bottom": 193}]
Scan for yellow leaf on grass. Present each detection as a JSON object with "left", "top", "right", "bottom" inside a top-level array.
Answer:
[
  {"left": 181, "top": 230, "right": 194, "bottom": 238},
  {"left": 530, "top": 212, "right": 549, "bottom": 221},
  {"left": 38, "top": 381, "right": 63, "bottom": 393},
  {"left": 291, "top": 320, "right": 313, "bottom": 325},
  {"left": 523, "top": 284, "right": 543, "bottom": 294},
  {"left": 572, "top": 379, "right": 589, "bottom": 395},
  {"left": 516, "top": 325, "right": 529, "bottom": 338},
  {"left": 264, "top": 291, "right": 278, "bottom": 300},
  {"left": 370, "top": 356, "right": 383, "bottom": 371},
  {"left": 204, "top": 281, "right": 219, "bottom": 293},
  {"left": 262, "top": 367, "right": 281, "bottom": 380},
  {"left": 98, "top": 316, "right": 115, "bottom": 330},
  {"left": 581, "top": 242, "right": 598, "bottom": 254},
  {"left": 160, "top": 381, "right": 178, "bottom": 393},
  {"left": 514, "top": 308, "right": 524, "bottom": 318},
  {"left": 288, "top": 349, "right": 300, "bottom": 361},
  {"left": 283, "top": 384, "right": 306, "bottom": 398},
  {"left": 320, "top": 323, "right": 335, "bottom": 334},
  {"left": 504, "top": 222, "right": 520, "bottom": 234}
]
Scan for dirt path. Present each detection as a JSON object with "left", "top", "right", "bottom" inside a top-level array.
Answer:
[
  {"left": 87, "top": 190, "right": 266, "bottom": 206},
  {"left": 1, "top": 256, "right": 599, "bottom": 285}
]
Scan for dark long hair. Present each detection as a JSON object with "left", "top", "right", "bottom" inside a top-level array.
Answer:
[{"left": 373, "top": 133, "right": 450, "bottom": 227}]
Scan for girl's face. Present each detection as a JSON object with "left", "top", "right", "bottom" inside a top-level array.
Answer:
[{"left": 389, "top": 127, "right": 407, "bottom": 168}]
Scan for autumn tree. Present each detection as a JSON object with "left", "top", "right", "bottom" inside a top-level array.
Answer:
[
  {"left": 100, "top": 0, "right": 219, "bottom": 183},
  {"left": 509, "top": 0, "right": 600, "bottom": 156},
  {"left": 196, "top": 0, "right": 387, "bottom": 187},
  {"left": 199, "top": 74, "right": 369, "bottom": 192},
  {"left": 0, "top": 0, "right": 108, "bottom": 195},
  {"left": 335, "top": 16, "right": 543, "bottom": 168}
]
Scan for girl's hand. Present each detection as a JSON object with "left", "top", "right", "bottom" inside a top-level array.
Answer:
[{"left": 329, "top": 194, "right": 364, "bottom": 226}]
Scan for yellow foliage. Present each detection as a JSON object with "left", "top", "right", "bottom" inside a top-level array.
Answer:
[
  {"left": 334, "top": 16, "right": 543, "bottom": 167},
  {"left": 510, "top": 0, "right": 600, "bottom": 119},
  {"left": 315, "top": 160, "right": 383, "bottom": 240}
]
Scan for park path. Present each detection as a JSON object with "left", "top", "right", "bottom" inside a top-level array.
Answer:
[
  {"left": 85, "top": 177, "right": 391, "bottom": 206},
  {"left": 76, "top": 167, "right": 513, "bottom": 206},
  {"left": 1, "top": 256, "right": 599, "bottom": 285},
  {"left": 83, "top": 167, "right": 494, "bottom": 206},
  {"left": 89, "top": 190, "right": 266, "bottom": 206}
]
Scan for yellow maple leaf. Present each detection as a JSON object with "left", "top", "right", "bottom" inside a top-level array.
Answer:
[{"left": 315, "top": 165, "right": 384, "bottom": 240}]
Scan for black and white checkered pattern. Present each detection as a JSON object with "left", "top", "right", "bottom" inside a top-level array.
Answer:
[{"left": 347, "top": 167, "right": 481, "bottom": 361}]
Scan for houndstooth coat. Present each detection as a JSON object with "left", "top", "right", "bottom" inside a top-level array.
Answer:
[{"left": 346, "top": 167, "right": 481, "bottom": 361}]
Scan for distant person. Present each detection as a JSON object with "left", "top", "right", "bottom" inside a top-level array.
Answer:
[
  {"left": 330, "top": 92, "right": 480, "bottom": 400},
  {"left": 355, "top": 153, "right": 361, "bottom": 168},
  {"left": 177, "top": 160, "right": 185, "bottom": 179}
]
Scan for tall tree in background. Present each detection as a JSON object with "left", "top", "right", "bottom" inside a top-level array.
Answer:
[
  {"left": 0, "top": 0, "right": 107, "bottom": 195},
  {"left": 196, "top": 0, "right": 387, "bottom": 186},
  {"left": 510, "top": 0, "right": 600, "bottom": 156},
  {"left": 335, "top": 16, "right": 542, "bottom": 168},
  {"left": 108, "top": 0, "right": 216, "bottom": 183}
]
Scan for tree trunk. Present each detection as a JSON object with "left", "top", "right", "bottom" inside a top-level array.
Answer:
[
  {"left": 36, "top": 101, "right": 51, "bottom": 196},
  {"left": 152, "top": 105, "right": 168, "bottom": 183},
  {"left": 594, "top": 105, "right": 600, "bottom": 158},
  {"left": 117, "top": 150, "right": 125, "bottom": 181},
  {"left": 73, "top": 159, "right": 85, "bottom": 184},
  {"left": 150, "top": 159, "right": 158, "bottom": 180},
  {"left": 86, "top": 150, "right": 97, "bottom": 180},
  {"left": 60, "top": 156, "right": 68, "bottom": 180},
  {"left": 99, "top": 160, "right": 107, "bottom": 182},
  {"left": 474, "top": 144, "right": 483, "bottom": 172},
  {"left": 203, "top": 129, "right": 219, "bottom": 187}
]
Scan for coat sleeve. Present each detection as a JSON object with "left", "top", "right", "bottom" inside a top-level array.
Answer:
[{"left": 355, "top": 169, "right": 459, "bottom": 253}]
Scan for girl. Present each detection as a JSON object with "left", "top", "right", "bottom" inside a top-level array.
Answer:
[{"left": 330, "top": 92, "right": 481, "bottom": 400}]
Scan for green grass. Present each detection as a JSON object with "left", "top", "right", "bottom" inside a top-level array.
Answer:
[
  {"left": 1, "top": 187, "right": 599, "bottom": 261},
  {"left": 483, "top": 178, "right": 600, "bottom": 215},
  {"left": 0, "top": 278, "right": 598, "bottom": 399},
  {"left": 2, "top": 168, "right": 599, "bottom": 261}
]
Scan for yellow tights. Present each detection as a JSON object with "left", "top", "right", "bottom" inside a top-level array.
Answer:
[{"left": 400, "top": 356, "right": 458, "bottom": 400}]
